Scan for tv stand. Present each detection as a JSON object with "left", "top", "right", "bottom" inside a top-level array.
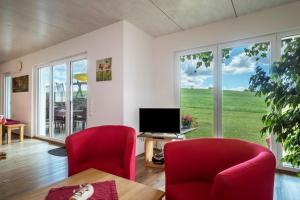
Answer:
[{"left": 138, "top": 133, "right": 185, "bottom": 169}]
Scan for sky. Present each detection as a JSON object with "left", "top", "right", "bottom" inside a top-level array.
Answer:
[{"left": 180, "top": 44, "right": 270, "bottom": 91}]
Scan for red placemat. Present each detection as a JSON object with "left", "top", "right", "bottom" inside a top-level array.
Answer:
[{"left": 45, "top": 180, "right": 118, "bottom": 200}]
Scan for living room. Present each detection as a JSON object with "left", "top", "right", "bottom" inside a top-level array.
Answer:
[{"left": 1, "top": 0, "right": 300, "bottom": 199}]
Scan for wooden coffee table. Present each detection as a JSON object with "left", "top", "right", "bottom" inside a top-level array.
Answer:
[{"left": 11, "top": 168, "right": 165, "bottom": 200}]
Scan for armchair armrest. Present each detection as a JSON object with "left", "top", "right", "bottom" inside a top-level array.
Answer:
[
  {"left": 212, "top": 152, "right": 276, "bottom": 200},
  {"left": 66, "top": 134, "right": 82, "bottom": 176},
  {"left": 122, "top": 127, "right": 136, "bottom": 180}
]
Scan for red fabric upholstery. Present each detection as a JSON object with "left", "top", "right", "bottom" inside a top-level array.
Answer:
[
  {"left": 65, "top": 125, "right": 136, "bottom": 180},
  {"left": 0, "top": 117, "right": 21, "bottom": 125},
  {"left": 164, "top": 138, "right": 276, "bottom": 200},
  {"left": 167, "top": 182, "right": 212, "bottom": 200},
  {"left": 4, "top": 119, "right": 21, "bottom": 125}
]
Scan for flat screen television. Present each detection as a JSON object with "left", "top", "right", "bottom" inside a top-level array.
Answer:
[{"left": 139, "top": 108, "right": 180, "bottom": 133}]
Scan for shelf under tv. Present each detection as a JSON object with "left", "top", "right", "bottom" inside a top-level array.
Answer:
[
  {"left": 138, "top": 128, "right": 195, "bottom": 169},
  {"left": 138, "top": 128, "right": 195, "bottom": 139}
]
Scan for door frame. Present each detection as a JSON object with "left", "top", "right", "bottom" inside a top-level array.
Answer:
[{"left": 34, "top": 54, "right": 87, "bottom": 142}]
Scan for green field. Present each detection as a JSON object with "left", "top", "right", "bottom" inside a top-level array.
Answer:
[{"left": 181, "top": 88, "right": 268, "bottom": 146}]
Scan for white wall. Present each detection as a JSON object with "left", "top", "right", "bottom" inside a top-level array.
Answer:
[
  {"left": 123, "top": 21, "right": 154, "bottom": 155},
  {"left": 0, "top": 20, "right": 155, "bottom": 156},
  {"left": 152, "top": 1, "right": 300, "bottom": 107},
  {"left": 0, "top": 21, "right": 124, "bottom": 136}
]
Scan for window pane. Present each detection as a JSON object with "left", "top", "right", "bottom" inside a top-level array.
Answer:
[
  {"left": 38, "top": 67, "right": 51, "bottom": 137},
  {"left": 222, "top": 42, "right": 270, "bottom": 146},
  {"left": 281, "top": 34, "right": 300, "bottom": 168},
  {"left": 180, "top": 51, "right": 214, "bottom": 138},
  {"left": 71, "top": 59, "right": 88, "bottom": 133},
  {"left": 4, "top": 75, "right": 11, "bottom": 118},
  {"left": 53, "top": 64, "right": 67, "bottom": 140}
]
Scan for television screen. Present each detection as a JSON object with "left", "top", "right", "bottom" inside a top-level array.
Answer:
[{"left": 139, "top": 108, "right": 180, "bottom": 133}]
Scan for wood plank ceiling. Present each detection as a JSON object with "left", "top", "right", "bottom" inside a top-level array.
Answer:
[{"left": 0, "top": 0, "right": 298, "bottom": 63}]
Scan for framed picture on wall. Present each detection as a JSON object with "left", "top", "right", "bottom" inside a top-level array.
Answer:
[
  {"left": 96, "top": 57, "right": 112, "bottom": 81},
  {"left": 12, "top": 75, "right": 29, "bottom": 92}
]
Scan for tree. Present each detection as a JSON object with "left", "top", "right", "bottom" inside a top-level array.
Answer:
[{"left": 249, "top": 37, "right": 300, "bottom": 167}]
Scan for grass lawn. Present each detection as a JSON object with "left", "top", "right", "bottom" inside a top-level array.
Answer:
[{"left": 181, "top": 88, "right": 268, "bottom": 146}]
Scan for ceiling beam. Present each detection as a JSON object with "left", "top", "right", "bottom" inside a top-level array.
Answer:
[
  {"left": 230, "top": 0, "right": 238, "bottom": 17},
  {"left": 148, "top": 0, "right": 184, "bottom": 31}
]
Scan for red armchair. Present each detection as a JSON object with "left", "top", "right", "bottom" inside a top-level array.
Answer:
[
  {"left": 164, "top": 138, "right": 276, "bottom": 200},
  {"left": 65, "top": 125, "right": 136, "bottom": 180}
]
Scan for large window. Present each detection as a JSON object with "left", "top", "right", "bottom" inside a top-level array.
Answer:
[
  {"left": 37, "top": 56, "right": 88, "bottom": 141},
  {"left": 179, "top": 37, "right": 273, "bottom": 147},
  {"left": 179, "top": 32, "right": 300, "bottom": 172}
]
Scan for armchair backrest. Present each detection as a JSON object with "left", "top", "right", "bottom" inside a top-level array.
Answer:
[
  {"left": 66, "top": 125, "right": 135, "bottom": 167},
  {"left": 165, "top": 138, "right": 272, "bottom": 184}
]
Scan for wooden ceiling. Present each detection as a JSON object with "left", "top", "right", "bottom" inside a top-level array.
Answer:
[{"left": 0, "top": 0, "right": 298, "bottom": 63}]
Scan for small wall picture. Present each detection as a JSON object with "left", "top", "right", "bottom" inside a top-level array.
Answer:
[
  {"left": 13, "top": 75, "right": 29, "bottom": 92},
  {"left": 96, "top": 57, "right": 112, "bottom": 81}
]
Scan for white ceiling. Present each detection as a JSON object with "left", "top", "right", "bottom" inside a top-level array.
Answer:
[{"left": 0, "top": 0, "right": 298, "bottom": 63}]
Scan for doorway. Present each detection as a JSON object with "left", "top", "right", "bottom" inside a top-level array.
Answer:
[{"left": 37, "top": 57, "right": 88, "bottom": 141}]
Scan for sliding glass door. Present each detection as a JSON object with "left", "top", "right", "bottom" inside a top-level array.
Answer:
[{"left": 37, "top": 57, "right": 88, "bottom": 141}]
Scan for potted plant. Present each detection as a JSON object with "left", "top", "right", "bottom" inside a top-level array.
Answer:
[{"left": 181, "top": 115, "right": 193, "bottom": 129}]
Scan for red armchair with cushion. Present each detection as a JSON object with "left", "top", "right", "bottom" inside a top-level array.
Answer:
[
  {"left": 66, "top": 125, "right": 136, "bottom": 180},
  {"left": 164, "top": 138, "right": 276, "bottom": 200}
]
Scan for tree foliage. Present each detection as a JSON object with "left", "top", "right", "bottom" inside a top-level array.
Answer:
[
  {"left": 249, "top": 38, "right": 300, "bottom": 167},
  {"left": 180, "top": 51, "right": 213, "bottom": 70}
]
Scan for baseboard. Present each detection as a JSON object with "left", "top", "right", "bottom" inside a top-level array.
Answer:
[
  {"left": 33, "top": 136, "right": 65, "bottom": 147},
  {"left": 137, "top": 153, "right": 145, "bottom": 158},
  {"left": 276, "top": 168, "right": 299, "bottom": 176}
]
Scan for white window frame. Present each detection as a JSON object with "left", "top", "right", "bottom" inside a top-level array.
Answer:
[{"left": 2, "top": 73, "right": 12, "bottom": 119}]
